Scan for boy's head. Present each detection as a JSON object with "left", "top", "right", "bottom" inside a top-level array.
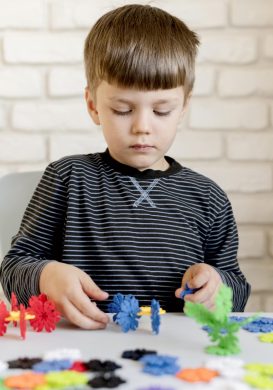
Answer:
[
  {"left": 84, "top": 4, "right": 199, "bottom": 103},
  {"left": 84, "top": 4, "right": 199, "bottom": 171}
]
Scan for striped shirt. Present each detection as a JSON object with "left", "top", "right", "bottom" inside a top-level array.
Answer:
[{"left": 0, "top": 150, "right": 251, "bottom": 311}]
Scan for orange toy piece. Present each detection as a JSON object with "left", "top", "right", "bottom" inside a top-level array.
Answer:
[
  {"left": 176, "top": 367, "right": 219, "bottom": 382},
  {"left": 4, "top": 372, "right": 46, "bottom": 389}
]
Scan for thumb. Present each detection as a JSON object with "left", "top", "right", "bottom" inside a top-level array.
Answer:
[
  {"left": 175, "top": 278, "right": 187, "bottom": 299},
  {"left": 80, "top": 273, "right": 109, "bottom": 301}
]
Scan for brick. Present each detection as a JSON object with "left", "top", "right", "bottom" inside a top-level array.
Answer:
[
  {"left": 189, "top": 100, "right": 267, "bottom": 130},
  {"left": 0, "top": 134, "right": 46, "bottom": 162},
  {"left": 198, "top": 34, "right": 257, "bottom": 64},
  {"left": 231, "top": 0, "right": 273, "bottom": 26},
  {"left": 264, "top": 35, "right": 273, "bottom": 59},
  {"left": 51, "top": 0, "right": 227, "bottom": 29},
  {"left": 193, "top": 67, "right": 215, "bottom": 96},
  {"left": 0, "top": 0, "right": 46, "bottom": 29},
  {"left": 238, "top": 229, "right": 266, "bottom": 259},
  {"left": 264, "top": 296, "right": 273, "bottom": 311},
  {"left": 3, "top": 32, "right": 85, "bottom": 64},
  {"left": 227, "top": 134, "right": 273, "bottom": 161},
  {"left": 230, "top": 194, "right": 273, "bottom": 224},
  {"left": 168, "top": 131, "right": 222, "bottom": 160},
  {"left": 218, "top": 69, "right": 273, "bottom": 97},
  {"left": 49, "top": 134, "right": 107, "bottom": 161},
  {"left": 269, "top": 230, "right": 273, "bottom": 258},
  {"left": 240, "top": 263, "right": 273, "bottom": 292},
  {"left": 188, "top": 164, "right": 272, "bottom": 192},
  {"left": 0, "top": 106, "right": 5, "bottom": 129},
  {"left": 154, "top": 0, "right": 227, "bottom": 28},
  {"left": 48, "top": 67, "right": 86, "bottom": 97},
  {"left": 51, "top": 0, "right": 113, "bottom": 29},
  {"left": 0, "top": 68, "right": 42, "bottom": 98},
  {"left": 245, "top": 294, "right": 262, "bottom": 312},
  {"left": 12, "top": 101, "right": 92, "bottom": 131}
]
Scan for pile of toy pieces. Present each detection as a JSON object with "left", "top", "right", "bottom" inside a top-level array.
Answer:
[
  {"left": 0, "top": 289, "right": 272, "bottom": 389},
  {"left": 0, "top": 347, "right": 273, "bottom": 389}
]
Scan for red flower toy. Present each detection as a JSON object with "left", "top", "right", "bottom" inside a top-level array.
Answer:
[
  {"left": 0, "top": 293, "right": 61, "bottom": 339},
  {"left": 28, "top": 294, "right": 61, "bottom": 332}
]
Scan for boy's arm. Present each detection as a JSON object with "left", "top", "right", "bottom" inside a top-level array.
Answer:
[
  {"left": 203, "top": 196, "right": 251, "bottom": 312},
  {"left": 0, "top": 163, "right": 66, "bottom": 306}
]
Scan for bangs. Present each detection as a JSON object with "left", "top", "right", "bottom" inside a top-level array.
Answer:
[{"left": 99, "top": 37, "right": 189, "bottom": 91}]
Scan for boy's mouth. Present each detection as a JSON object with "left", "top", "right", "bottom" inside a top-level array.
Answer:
[{"left": 130, "top": 144, "right": 154, "bottom": 151}]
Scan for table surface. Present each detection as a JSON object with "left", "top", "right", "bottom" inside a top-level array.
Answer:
[{"left": 0, "top": 313, "right": 272, "bottom": 389}]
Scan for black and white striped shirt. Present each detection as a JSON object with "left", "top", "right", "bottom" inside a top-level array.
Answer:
[{"left": 0, "top": 150, "right": 251, "bottom": 311}]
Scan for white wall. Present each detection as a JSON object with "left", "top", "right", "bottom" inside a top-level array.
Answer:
[{"left": 0, "top": 0, "right": 273, "bottom": 311}]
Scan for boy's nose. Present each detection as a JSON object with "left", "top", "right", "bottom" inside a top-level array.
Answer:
[{"left": 131, "top": 114, "right": 151, "bottom": 134}]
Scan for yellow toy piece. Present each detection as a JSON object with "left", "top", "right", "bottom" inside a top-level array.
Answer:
[
  {"left": 259, "top": 332, "right": 273, "bottom": 343},
  {"left": 5, "top": 310, "right": 35, "bottom": 322},
  {"left": 138, "top": 306, "right": 166, "bottom": 316}
]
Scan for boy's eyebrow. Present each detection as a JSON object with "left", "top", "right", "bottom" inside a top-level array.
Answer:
[{"left": 108, "top": 97, "right": 180, "bottom": 104}]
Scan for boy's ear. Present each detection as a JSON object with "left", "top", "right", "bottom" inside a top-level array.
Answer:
[{"left": 85, "top": 87, "right": 100, "bottom": 125}]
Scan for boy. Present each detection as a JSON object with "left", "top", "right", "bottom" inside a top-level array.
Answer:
[{"left": 0, "top": 4, "right": 250, "bottom": 330}]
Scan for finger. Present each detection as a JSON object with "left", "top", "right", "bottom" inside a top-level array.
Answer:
[
  {"left": 188, "top": 269, "right": 210, "bottom": 289},
  {"left": 175, "top": 287, "right": 183, "bottom": 298},
  {"left": 62, "top": 299, "right": 107, "bottom": 330},
  {"left": 185, "top": 282, "right": 211, "bottom": 304},
  {"left": 80, "top": 273, "right": 109, "bottom": 301},
  {"left": 185, "top": 281, "right": 218, "bottom": 305},
  {"left": 69, "top": 291, "right": 109, "bottom": 324}
]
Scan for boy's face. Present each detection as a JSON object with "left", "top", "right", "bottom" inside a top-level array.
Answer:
[{"left": 85, "top": 81, "right": 187, "bottom": 171}]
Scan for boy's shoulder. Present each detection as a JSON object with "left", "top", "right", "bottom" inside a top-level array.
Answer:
[
  {"left": 179, "top": 165, "right": 228, "bottom": 202},
  {"left": 50, "top": 152, "right": 101, "bottom": 170},
  {"left": 46, "top": 152, "right": 104, "bottom": 181}
]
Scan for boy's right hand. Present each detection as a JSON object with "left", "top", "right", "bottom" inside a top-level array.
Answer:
[{"left": 39, "top": 261, "right": 109, "bottom": 330}]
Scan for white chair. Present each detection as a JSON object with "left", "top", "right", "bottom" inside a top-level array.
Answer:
[{"left": 0, "top": 171, "right": 43, "bottom": 258}]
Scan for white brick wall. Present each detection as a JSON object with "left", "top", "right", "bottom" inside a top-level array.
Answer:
[
  {"left": 218, "top": 69, "right": 273, "bottom": 97},
  {"left": 189, "top": 100, "right": 268, "bottom": 130},
  {"left": 0, "top": 68, "right": 43, "bottom": 98},
  {"left": 0, "top": 106, "right": 5, "bottom": 129},
  {"left": 264, "top": 34, "right": 273, "bottom": 59},
  {"left": 0, "top": 0, "right": 272, "bottom": 312},
  {"left": 48, "top": 67, "right": 85, "bottom": 97},
  {"left": 231, "top": 0, "right": 273, "bottom": 27},
  {"left": 12, "top": 101, "right": 92, "bottom": 131},
  {"left": 0, "top": 0, "right": 47, "bottom": 29},
  {"left": 4, "top": 32, "right": 85, "bottom": 64}
]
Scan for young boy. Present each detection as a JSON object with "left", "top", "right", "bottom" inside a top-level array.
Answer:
[{"left": 0, "top": 4, "right": 250, "bottom": 330}]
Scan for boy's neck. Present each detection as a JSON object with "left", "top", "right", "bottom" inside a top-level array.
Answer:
[{"left": 100, "top": 149, "right": 182, "bottom": 179}]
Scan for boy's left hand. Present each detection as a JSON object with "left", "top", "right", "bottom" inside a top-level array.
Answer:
[{"left": 175, "top": 263, "right": 222, "bottom": 310}]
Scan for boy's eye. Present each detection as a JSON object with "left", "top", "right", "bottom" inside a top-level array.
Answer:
[
  {"left": 112, "top": 109, "right": 131, "bottom": 116},
  {"left": 154, "top": 111, "right": 171, "bottom": 116},
  {"left": 112, "top": 109, "right": 171, "bottom": 116}
]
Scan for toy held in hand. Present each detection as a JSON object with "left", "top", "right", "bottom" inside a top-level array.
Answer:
[{"left": 179, "top": 283, "right": 201, "bottom": 299}]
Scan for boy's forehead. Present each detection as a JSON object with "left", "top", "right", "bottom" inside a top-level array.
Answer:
[{"left": 97, "top": 81, "right": 184, "bottom": 103}]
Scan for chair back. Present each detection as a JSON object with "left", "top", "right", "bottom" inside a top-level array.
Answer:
[{"left": 0, "top": 171, "right": 43, "bottom": 258}]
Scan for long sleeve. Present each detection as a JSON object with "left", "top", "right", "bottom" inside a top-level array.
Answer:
[
  {"left": 204, "top": 194, "right": 251, "bottom": 311},
  {"left": 0, "top": 164, "right": 67, "bottom": 306}
]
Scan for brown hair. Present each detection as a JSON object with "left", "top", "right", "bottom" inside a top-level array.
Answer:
[{"left": 84, "top": 4, "right": 199, "bottom": 102}]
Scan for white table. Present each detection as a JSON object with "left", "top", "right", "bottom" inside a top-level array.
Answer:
[{"left": 0, "top": 313, "right": 272, "bottom": 389}]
